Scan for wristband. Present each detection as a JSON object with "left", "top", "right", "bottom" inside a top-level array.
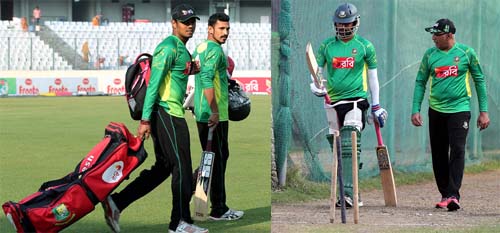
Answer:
[
  {"left": 140, "top": 120, "right": 150, "bottom": 125},
  {"left": 371, "top": 104, "right": 380, "bottom": 112}
]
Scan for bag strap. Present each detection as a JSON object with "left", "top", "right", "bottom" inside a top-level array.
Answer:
[
  {"left": 135, "top": 53, "right": 152, "bottom": 63},
  {"left": 39, "top": 172, "right": 78, "bottom": 191},
  {"left": 38, "top": 123, "right": 125, "bottom": 191}
]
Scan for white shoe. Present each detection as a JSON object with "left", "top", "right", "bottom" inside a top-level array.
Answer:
[
  {"left": 102, "top": 196, "right": 120, "bottom": 233},
  {"left": 209, "top": 209, "right": 244, "bottom": 221},
  {"left": 335, "top": 195, "right": 363, "bottom": 208},
  {"left": 170, "top": 220, "right": 208, "bottom": 233}
]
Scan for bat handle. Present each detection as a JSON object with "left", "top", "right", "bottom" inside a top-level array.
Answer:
[
  {"left": 374, "top": 121, "right": 384, "bottom": 146},
  {"left": 324, "top": 95, "right": 331, "bottom": 104},
  {"left": 206, "top": 126, "right": 215, "bottom": 152}
]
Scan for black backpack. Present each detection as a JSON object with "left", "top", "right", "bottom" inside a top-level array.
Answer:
[{"left": 125, "top": 53, "right": 152, "bottom": 120}]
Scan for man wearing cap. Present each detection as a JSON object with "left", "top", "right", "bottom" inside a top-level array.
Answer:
[
  {"left": 191, "top": 12, "right": 244, "bottom": 221},
  {"left": 310, "top": 2, "right": 388, "bottom": 208},
  {"left": 102, "top": 4, "right": 209, "bottom": 233},
  {"left": 411, "top": 18, "right": 490, "bottom": 211}
]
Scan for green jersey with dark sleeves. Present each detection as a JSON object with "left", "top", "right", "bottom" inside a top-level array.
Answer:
[
  {"left": 142, "top": 35, "right": 193, "bottom": 120},
  {"left": 192, "top": 40, "right": 229, "bottom": 122},
  {"left": 412, "top": 43, "right": 488, "bottom": 114},
  {"left": 316, "top": 35, "right": 377, "bottom": 102}
]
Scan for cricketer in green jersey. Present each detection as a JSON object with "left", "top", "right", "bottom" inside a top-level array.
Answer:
[
  {"left": 310, "top": 2, "right": 388, "bottom": 208},
  {"left": 411, "top": 18, "right": 490, "bottom": 212},
  {"left": 191, "top": 12, "right": 244, "bottom": 221},
  {"left": 103, "top": 4, "right": 209, "bottom": 233}
]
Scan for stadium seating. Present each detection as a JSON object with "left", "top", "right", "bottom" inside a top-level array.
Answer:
[
  {"left": 1, "top": 20, "right": 270, "bottom": 71},
  {"left": 0, "top": 20, "right": 72, "bottom": 70}
]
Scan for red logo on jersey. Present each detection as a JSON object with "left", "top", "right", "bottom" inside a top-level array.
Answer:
[
  {"left": 332, "top": 57, "right": 354, "bottom": 69},
  {"left": 435, "top": 65, "right": 458, "bottom": 78}
]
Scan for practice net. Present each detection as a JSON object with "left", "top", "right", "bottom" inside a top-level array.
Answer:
[{"left": 272, "top": 0, "right": 500, "bottom": 187}]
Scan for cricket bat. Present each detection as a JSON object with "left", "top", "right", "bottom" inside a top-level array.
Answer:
[
  {"left": 193, "top": 127, "right": 215, "bottom": 221},
  {"left": 374, "top": 122, "right": 397, "bottom": 207},
  {"left": 306, "top": 42, "right": 331, "bottom": 104}
]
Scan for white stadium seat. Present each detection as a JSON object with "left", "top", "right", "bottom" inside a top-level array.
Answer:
[{"left": 2, "top": 20, "right": 270, "bottom": 70}]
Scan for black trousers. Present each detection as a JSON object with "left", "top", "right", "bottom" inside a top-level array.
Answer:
[
  {"left": 428, "top": 108, "right": 470, "bottom": 200},
  {"left": 196, "top": 121, "right": 230, "bottom": 217},
  {"left": 111, "top": 108, "right": 193, "bottom": 230}
]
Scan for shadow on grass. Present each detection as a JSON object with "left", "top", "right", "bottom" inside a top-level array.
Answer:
[
  {"left": 0, "top": 206, "right": 271, "bottom": 233},
  {"left": 110, "top": 206, "right": 271, "bottom": 233}
]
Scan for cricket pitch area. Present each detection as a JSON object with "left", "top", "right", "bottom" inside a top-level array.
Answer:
[{"left": 272, "top": 170, "right": 500, "bottom": 233}]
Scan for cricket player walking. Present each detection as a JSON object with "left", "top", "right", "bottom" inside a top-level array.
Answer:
[
  {"left": 192, "top": 13, "right": 244, "bottom": 221},
  {"left": 411, "top": 18, "right": 489, "bottom": 211},
  {"left": 310, "top": 2, "right": 388, "bottom": 208},
  {"left": 102, "top": 4, "right": 208, "bottom": 233}
]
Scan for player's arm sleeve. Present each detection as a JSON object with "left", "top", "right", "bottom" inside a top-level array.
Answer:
[
  {"left": 368, "top": 68, "right": 380, "bottom": 105},
  {"left": 200, "top": 48, "right": 221, "bottom": 113},
  {"left": 468, "top": 48, "right": 488, "bottom": 112},
  {"left": 141, "top": 46, "right": 175, "bottom": 121},
  {"left": 199, "top": 49, "right": 218, "bottom": 89},
  {"left": 365, "top": 41, "right": 379, "bottom": 104},
  {"left": 411, "top": 53, "right": 430, "bottom": 114}
]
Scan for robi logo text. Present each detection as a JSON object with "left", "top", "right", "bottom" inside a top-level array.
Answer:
[
  {"left": 102, "top": 161, "right": 124, "bottom": 183},
  {"left": 435, "top": 65, "right": 458, "bottom": 78},
  {"left": 332, "top": 57, "right": 354, "bottom": 69}
]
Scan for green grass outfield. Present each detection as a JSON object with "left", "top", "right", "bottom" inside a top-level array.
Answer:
[{"left": 0, "top": 95, "right": 271, "bottom": 233}]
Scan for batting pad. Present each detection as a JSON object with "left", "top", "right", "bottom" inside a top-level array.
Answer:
[{"left": 340, "top": 125, "right": 361, "bottom": 198}]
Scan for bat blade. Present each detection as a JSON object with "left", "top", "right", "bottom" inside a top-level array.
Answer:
[
  {"left": 305, "top": 42, "right": 322, "bottom": 89},
  {"left": 193, "top": 151, "right": 215, "bottom": 221},
  {"left": 376, "top": 145, "right": 397, "bottom": 207},
  {"left": 306, "top": 42, "right": 331, "bottom": 104},
  {"left": 193, "top": 127, "right": 216, "bottom": 221},
  {"left": 374, "top": 123, "right": 397, "bottom": 207}
]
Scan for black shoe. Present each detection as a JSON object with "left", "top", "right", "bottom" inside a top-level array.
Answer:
[{"left": 447, "top": 197, "right": 460, "bottom": 211}]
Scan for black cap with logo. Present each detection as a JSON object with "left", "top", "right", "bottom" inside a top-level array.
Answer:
[
  {"left": 172, "top": 4, "right": 200, "bottom": 22},
  {"left": 425, "top": 18, "right": 456, "bottom": 34}
]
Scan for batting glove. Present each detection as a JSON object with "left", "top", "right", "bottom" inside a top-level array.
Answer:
[
  {"left": 366, "top": 113, "right": 374, "bottom": 125},
  {"left": 371, "top": 104, "right": 388, "bottom": 127},
  {"left": 310, "top": 83, "right": 327, "bottom": 97},
  {"left": 310, "top": 74, "right": 326, "bottom": 97}
]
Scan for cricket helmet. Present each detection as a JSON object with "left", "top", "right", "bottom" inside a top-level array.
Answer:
[
  {"left": 228, "top": 83, "right": 251, "bottom": 121},
  {"left": 333, "top": 3, "right": 360, "bottom": 40}
]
